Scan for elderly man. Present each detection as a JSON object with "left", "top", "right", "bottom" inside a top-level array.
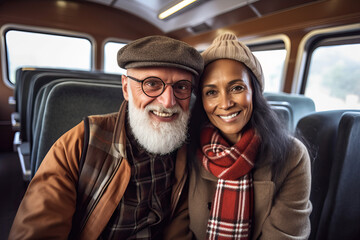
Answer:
[{"left": 9, "top": 35, "right": 203, "bottom": 239}]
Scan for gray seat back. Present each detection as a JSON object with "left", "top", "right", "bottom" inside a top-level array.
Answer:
[
  {"left": 32, "top": 80, "right": 123, "bottom": 177},
  {"left": 26, "top": 72, "right": 120, "bottom": 144},
  {"left": 264, "top": 92, "right": 315, "bottom": 132},
  {"left": 295, "top": 110, "right": 360, "bottom": 240},
  {"left": 268, "top": 101, "right": 293, "bottom": 131},
  {"left": 316, "top": 111, "right": 360, "bottom": 240}
]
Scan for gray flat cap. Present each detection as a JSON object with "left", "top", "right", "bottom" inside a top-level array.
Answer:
[{"left": 117, "top": 35, "right": 204, "bottom": 82}]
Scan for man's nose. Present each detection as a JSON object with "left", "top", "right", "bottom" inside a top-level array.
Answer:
[{"left": 157, "top": 85, "right": 176, "bottom": 108}]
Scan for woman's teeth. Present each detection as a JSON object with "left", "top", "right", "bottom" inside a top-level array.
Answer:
[
  {"left": 152, "top": 110, "right": 174, "bottom": 117},
  {"left": 219, "top": 112, "right": 240, "bottom": 120}
]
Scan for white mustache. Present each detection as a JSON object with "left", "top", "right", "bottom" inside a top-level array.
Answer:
[{"left": 145, "top": 104, "right": 180, "bottom": 115}]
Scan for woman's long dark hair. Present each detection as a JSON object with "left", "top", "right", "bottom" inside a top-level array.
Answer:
[{"left": 188, "top": 69, "right": 293, "bottom": 179}]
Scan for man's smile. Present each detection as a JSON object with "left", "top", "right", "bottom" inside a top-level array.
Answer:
[{"left": 151, "top": 110, "right": 175, "bottom": 118}]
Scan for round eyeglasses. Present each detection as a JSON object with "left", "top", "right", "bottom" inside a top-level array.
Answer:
[{"left": 126, "top": 75, "right": 193, "bottom": 100}]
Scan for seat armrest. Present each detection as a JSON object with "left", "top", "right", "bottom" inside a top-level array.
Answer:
[
  {"left": 8, "top": 96, "right": 16, "bottom": 106},
  {"left": 17, "top": 142, "right": 31, "bottom": 181},
  {"left": 11, "top": 112, "right": 20, "bottom": 131},
  {"left": 13, "top": 131, "right": 21, "bottom": 152}
]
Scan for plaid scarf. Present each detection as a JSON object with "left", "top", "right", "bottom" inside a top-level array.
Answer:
[{"left": 198, "top": 124, "right": 260, "bottom": 240}]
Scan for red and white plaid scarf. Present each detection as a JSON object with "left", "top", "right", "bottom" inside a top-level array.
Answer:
[{"left": 198, "top": 124, "right": 261, "bottom": 240}]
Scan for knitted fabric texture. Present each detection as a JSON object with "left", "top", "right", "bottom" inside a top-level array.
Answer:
[{"left": 201, "top": 32, "right": 264, "bottom": 91}]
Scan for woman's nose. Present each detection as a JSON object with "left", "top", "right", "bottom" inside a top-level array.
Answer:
[{"left": 219, "top": 94, "right": 234, "bottom": 109}]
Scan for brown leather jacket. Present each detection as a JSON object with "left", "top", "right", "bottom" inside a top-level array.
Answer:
[{"left": 9, "top": 108, "right": 188, "bottom": 240}]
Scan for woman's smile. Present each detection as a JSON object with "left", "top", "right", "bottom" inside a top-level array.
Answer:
[{"left": 218, "top": 111, "right": 241, "bottom": 121}]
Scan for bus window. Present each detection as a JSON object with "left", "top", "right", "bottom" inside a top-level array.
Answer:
[
  {"left": 246, "top": 35, "right": 289, "bottom": 93},
  {"left": 103, "top": 41, "right": 126, "bottom": 75},
  {"left": 304, "top": 43, "right": 360, "bottom": 111},
  {"left": 252, "top": 49, "right": 287, "bottom": 93},
  {"left": 3, "top": 28, "right": 93, "bottom": 85}
]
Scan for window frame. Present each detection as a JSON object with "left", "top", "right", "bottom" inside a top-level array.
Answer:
[
  {"left": 242, "top": 34, "right": 290, "bottom": 93},
  {"left": 101, "top": 38, "right": 129, "bottom": 74},
  {"left": 0, "top": 24, "right": 96, "bottom": 88},
  {"left": 292, "top": 23, "right": 360, "bottom": 94}
]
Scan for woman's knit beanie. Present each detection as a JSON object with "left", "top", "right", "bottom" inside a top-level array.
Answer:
[{"left": 201, "top": 32, "right": 264, "bottom": 91}]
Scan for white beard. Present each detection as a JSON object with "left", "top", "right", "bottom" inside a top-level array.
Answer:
[{"left": 127, "top": 87, "right": 190, "bottom": 155}]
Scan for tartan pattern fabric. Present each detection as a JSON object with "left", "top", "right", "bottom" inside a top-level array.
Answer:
[
  {"left": 98, "top": 101, "right": 175, "bottom": 239},
  {"left": 199, "top": 125, "right": 260, "bottom": 180},
  {"left": 71, "top": 102, "right": 127, "bottom": 236},
  {"left": 100, "top": 128, "right": 175, "bottom": 239},
  {"left": 198, "top": 124, "right": 260, "bottom": 240},
  {"left": 207, "top": 176, "right": 254, "bottom": 240}
]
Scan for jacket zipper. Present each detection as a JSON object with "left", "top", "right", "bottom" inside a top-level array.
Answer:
[{"left": 170, "top": 169, "right": 188, "bottom": 218}]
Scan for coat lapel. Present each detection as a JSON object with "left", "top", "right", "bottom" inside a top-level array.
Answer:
[
  {"left": 189, "top": 159, "right": 276, "bottom": 240},
  {"left": 252, "top": 181, "right": 274, "bottom": 240}
]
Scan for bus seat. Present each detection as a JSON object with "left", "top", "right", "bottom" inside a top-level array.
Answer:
[
  {"left": 11, "top": 68, "right": 54, "bottom": 180},
  {"left": 14, "top": 68, "right": 63, "bottom": 142},
  {"left": 316, "top": 111, "right": 360, "bottom": 240},
  {"left": 30, "top": 77, "right": 122, "bottom": 174},
  {"left": 295, "top": 110, "right": 360, "bottom": 240},
  {"left": 13, "top": 68, "right": 121, "bottom": 181},
  {"left": 14, "top": 67, "right": 120, "bottom": 144},
  {"left": 268, "top": 101, "right": 294, "bottom": 131},
  {"left": 31, "top": 80, "right": 123, "bottom": 177},
  {"left": 10, "top": 68, "right": 40, "bottom": 152},
  {"left": 25, "top": 71, "right": 120, "bottom": 147},
  {"left": 13, "top": 68, "right": 31, "bottom": 113},
  {"left": 264, "top": 92, "right": 315, "bottom": 132}
]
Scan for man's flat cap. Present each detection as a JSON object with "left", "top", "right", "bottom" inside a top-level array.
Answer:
[{"left": 117, "top": 35, "right": 204, "bottom": 79}]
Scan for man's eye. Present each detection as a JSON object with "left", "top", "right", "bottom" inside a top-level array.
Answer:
[
  {"left": 174, "top": 82, "right": 191, "bottom": 91},
  {"left": 144, "top": 79, "right": 162, "bottom": 89}
]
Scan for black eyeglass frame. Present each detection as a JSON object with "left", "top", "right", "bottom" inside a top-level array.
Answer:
[{"left": 126, "top": 75, "right": 193, "bottom": 100}]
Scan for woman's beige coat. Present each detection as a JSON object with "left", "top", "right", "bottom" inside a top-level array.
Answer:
[{"left": 188, "top": 138, "right": 312, "bottom": 240}]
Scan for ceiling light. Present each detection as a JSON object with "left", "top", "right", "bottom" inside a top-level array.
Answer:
[{"left": 158, "top": 0, "right": 198, "bottom": 20}]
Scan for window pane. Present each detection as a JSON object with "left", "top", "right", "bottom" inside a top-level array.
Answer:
[
  {"left": 252, "top": 49, "right": 286, "bottom": 93},
  {"left": 305, "top": 44, "right": 360, "bottom": 111},
  {"left": 5, "top": 30, "right": 92, "bottom": 84},
  {"left": 104, "top": 42, "right": 126, "bottom": 75}
]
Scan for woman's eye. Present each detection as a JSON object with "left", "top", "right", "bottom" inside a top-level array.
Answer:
[
  {"left": 205, "top": 90, "right": 217, "bottom": 96},
  {"left": 231, "top": 85, "right": 245, "bottom": 92}
]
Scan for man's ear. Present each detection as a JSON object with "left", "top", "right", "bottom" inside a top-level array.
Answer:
[{"left": 122, "top": 75, "right": 129, "bottom": 101}]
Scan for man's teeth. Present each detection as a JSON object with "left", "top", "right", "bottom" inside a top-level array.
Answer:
[
  {"left": 220, "top": 112, "right": 239, "bottom": 120},
  {"left": 152, "top": 110, "right": 174, "bottom": 117}
]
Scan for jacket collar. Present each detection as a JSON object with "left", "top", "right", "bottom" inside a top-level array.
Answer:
[{"left": 112, "top": 101, "right": 128, "bottom": 159}]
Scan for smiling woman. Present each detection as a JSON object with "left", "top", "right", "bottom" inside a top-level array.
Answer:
[{"left": 184, "top": 32, "right": 312, "bottom": 239}]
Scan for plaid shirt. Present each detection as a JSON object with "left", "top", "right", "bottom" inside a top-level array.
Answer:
[{"left": 100, "top": 123, "right": 175, "bottom": 239}]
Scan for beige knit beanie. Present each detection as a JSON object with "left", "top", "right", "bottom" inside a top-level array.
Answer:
[{"left": 201, "top": 32, "right": 264, "bottom": 91}]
